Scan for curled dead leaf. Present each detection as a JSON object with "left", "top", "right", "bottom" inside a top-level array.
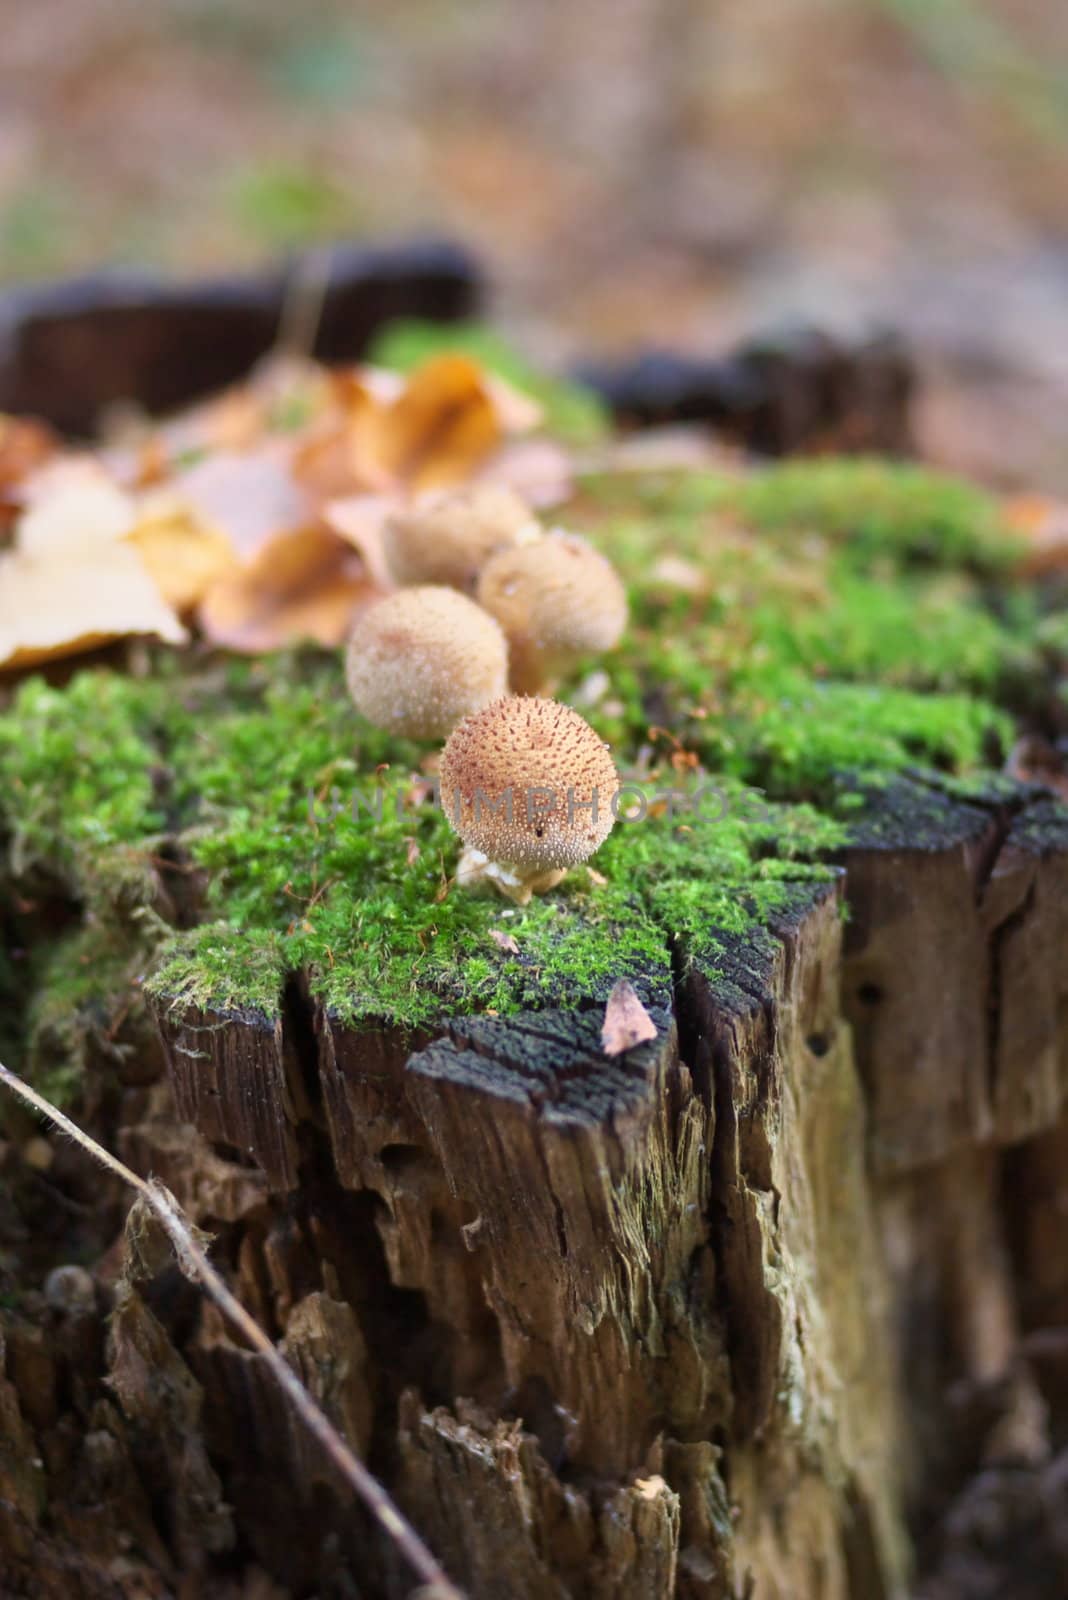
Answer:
[
  {"left": 363, "top": 355, "right": 500, "bottom": 492},
  {"left": 198, "top": 523, "right": 378, "bottom": 653},
  {"left": 321, "top": 495, "right": 395, "bottom": 591},
  {"left": 1004, "top": 493, "right": 1068, "bottom": 576},
  {"left": 291, "top": 380, "right": 391, "bottom": 500},
  {"left": 601, "top": 979, "right": 658, "bottom": 1056}
]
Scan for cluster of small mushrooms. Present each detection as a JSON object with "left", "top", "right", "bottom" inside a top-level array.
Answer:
[{"left": 344, "top": 485, "right": 627, "bottom": 902}]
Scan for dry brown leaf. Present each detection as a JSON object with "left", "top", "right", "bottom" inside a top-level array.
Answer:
[
  {"left": 292, "top": 417, "right": 391, "bottom": 500},
  {"left": 0, "top": 542, "right": 186, "bottom": 670},
  {"left": 1004, "top": 493, "right": 1068, "bottom": 576},
  {"left": 489, "top": 929, "right": 520, "bottom": 955},
  {"left": 198, "top": 524, "right": 378, "bottom": 653},
  {"left": 476, "top": 436, "right": 573, "bottom": 509},
  {"left": 601, "top": 979, "right": 658, "bottom": 1056},
  {"left": 290, "top": 372, "right": 392, "bottom": 499},
  {"left": 0, "top": 414, "right": 57, "bottom": 492},
  {"left": 161, "top": 384, "right": 269, "bottom": 456},
  {"left": 175, "top": 449, "right": 314, "bottom": 558},
  {"left": 128, "top": 494, "right": 238, "bottom": 611},
  {"left": 362, "top": 355, "right": 500, "bottom": 492},
  {"left": 1006, "top": 736, "right": 1068, "bottom": 802},
  {"left": 321, "top": 494, "right": 396, "bottom": 590}
]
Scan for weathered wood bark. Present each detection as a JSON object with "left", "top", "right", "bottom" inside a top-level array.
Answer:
[
  {"left": 575, "top": 327, "right": 915, "bottom": 456},
  {"left": 0, "top": 239, "right": 482, "bottom": 435},
  {"left": 3, "top": 781, "right": 1067, "bottom": 1598}
]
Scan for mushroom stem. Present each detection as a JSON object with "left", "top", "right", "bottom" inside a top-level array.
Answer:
[{"left": 456, "top": 846, "right": 567, "bottom": 905}]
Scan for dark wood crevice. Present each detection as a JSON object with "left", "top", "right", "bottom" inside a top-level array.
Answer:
[{"left": 4, "top": 777, "right": 1068, "bottom": 1596}]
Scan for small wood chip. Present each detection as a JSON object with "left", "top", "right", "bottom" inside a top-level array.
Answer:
[{"left": 601, "top": 979, "right": 658, "bottom": 1055}]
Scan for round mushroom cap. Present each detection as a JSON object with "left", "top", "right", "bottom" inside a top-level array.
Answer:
[
  {"left": 439, "top": 696, "right": 619, "bottom": 872},
  {"left": 477, "top": 530, "right": 628, "bottom": 693},
  {"left": 345, "top": 586, "right": 508, "bottom": 740},
  {"left": 383, "top": 485, "right": 538, "bottom": 592}
]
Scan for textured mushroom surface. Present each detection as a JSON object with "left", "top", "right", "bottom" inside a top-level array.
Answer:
[
  {"left": 438, "top": 695, "right": 619, "bottom": 872},
  {"left": 383, "top": 484, "right": 538, "bottom": 591},
  {"left": 477, "top": 530, "right": 627, "bottom": 693},
  {"left": 344, "top": 585, "right": 508, "bottom": 739}
]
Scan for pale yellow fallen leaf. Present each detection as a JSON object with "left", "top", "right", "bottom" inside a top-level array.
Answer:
[
  {"left": 17, "top": 459, "right": 136, "bottom": 556},
  {"left": 127, "top": 492, "right": 238, "bottom": 611},
  {"left": 0, "top": 542, "right": 186, "bottom": 670}
]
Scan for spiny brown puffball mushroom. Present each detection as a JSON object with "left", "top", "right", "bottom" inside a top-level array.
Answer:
[
  {"left": 345, "top": 586, "right": 508, "bottom": 740},
  {"left": 476, "top": 530, "right": 628, "bottom": 694},
  {"left": 382, "top": 485, "right": 539, "bottom": 592},
  {"left": 438, "top": 695, "right": 619, "bottom": 902}
]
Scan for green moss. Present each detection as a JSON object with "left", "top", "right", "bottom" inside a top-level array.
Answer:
[
  {"left": 572, "top": 459, "right": 1029, "bottom": 798},
  {"left": 0, "top": 673, "right": 166, "bottom": 890},
  {"left": 579, "top": 456, "right": 1023, "bottom": 575},
  {"left": 0, "top": 454, "right": 1062, "bottom": 1086},
  {"left": 148, "top": 923, "right": 288, "bottom": 1019},
  {"left": 154, "top": 735, "right": 840, "bottom": 1029},
  {"left": 727, "top": 457, "right": 1023, "bottom": 574},
  {"left": 716, "top": 674, "right": 1012, "bottom": 798},
  {"left": 1036, "top": 609, "right": 1068, "bottom": 662},
  {"left": 18, "top": 922, "right": 155, "bottom": 1106},
  {"left": 746, "top": 570, "right": 1034, "bottom": 692}
]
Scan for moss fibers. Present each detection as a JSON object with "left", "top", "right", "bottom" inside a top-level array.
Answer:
[{"left": 0, "top": 454, "right": 1062, "bottom": 1099}]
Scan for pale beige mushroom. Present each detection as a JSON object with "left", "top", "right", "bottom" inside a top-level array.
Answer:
[
  {"left": 438, "top": 695, "right": 618, "bottom": 903},
  {"left": 382, "top": 485, "right": 539, "bottom": 592},
  {"left": 345, "top": 586, "right": 508, "bottom": 740},
  {"left": 476, "top": 530, "right": 627, "bottom": 694}
]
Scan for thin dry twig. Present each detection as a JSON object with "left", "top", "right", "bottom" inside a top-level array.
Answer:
[
  {"left": 0, "top": 1056, "right": 462, "bottom": 1600},
  {"left": 275, "top": 246, "right": 333, "bottom": 362}
]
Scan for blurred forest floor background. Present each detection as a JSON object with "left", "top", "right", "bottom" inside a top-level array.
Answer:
[{"left": 1, "top": 0, "right": 1067, "bottom": 490}]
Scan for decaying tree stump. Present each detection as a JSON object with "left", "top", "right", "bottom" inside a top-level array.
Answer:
[
  {"left": 0, "top": 289, "right": 1065, "bottom": 1594},
  {"left": 4, "top": 770, "right": 1064, "bottom": 1597}
]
